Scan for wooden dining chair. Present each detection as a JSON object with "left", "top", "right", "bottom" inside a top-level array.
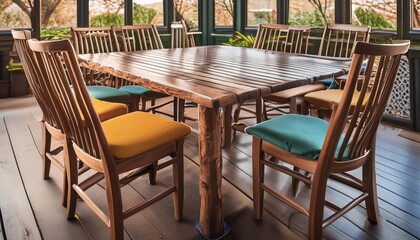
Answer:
[
  {"left": 12, "top": 30, "right": 129, "bottom": 205},
  {"left": 71, "top": 27, "right": 133, "bottom": 106},
  {"left": 232, "top": 24, "right": 315, "bottom": 134},
  {"left": 245, "top": 40, "right": 410, "bottom": 239},
  {"left": 304, "top": 24, "right": 372, "bottom": 117},
  {"left": 111, "top": 24, "right": 177, "bottom": 114},
  {"left": 28, "top": 38, "right": 191, "bottom": 239},
  {"left": 171, "top": 19, "right": 201, "bottom": 49}
]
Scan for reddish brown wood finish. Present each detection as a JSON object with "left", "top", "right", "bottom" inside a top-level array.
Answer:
[
  {"left": 78, "top": 46, "right": 350, "bottom": 238},
  {"left": 250, "top": 41, "right": 410, "bottom": 240}
]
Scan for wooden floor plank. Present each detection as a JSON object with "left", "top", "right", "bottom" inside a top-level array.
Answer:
[
  {"left": 4, "top": 114, "right": 90, "bottom": 240},
  {"left": 1, "top": 96, "right": 420, "bottom": 240},
  {"left": 0, "top": 118, "right": 42, "bottom": 240}
]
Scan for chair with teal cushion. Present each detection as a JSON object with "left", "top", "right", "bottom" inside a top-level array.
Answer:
[
  {"left": 245, "top": 41, "right": 410, "bottom": 239},
  {"left": 112, "top": 24, "right": 176, "bottom": 114},
  {"left": 71, "top": 27, "right": 134, "bottom": 107}
]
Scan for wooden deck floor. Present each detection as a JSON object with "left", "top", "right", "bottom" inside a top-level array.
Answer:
[{"left": 0, "top": 95, "right": 419, "bottom": 240}]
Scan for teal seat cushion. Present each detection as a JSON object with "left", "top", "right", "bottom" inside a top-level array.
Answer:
[
  {"left": 319, "top": 78, "right": 337, "bottom": 89},
  {"left": 86, "top": 86, "right": 132, "bottom": 105},
  {"left": 119, "top": 85, "right": 168, "bottom": 99},
  {"left": 245, "top": 114, "right": 349, "bottom": 160}
]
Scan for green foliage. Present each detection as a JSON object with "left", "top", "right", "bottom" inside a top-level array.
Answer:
[
  {"left": 354, "top": 7, "right": 396, "bottom": 30},
  {"left": 252, "top": 11, "right": 272, "bottom": 24},
  {"left": 41, "top": 28, "right": 71, "bottom": 40},
  {"left": 6, "top": 59, "right": 23, "bottom": 72},
  {"left": 223, "top": 31, "right": 255, "bottom": 48},
  {"left": 90, "top": 12, "right": 123, "bottom": 27},
  {"left": 289, "top": 10, "right": 326, "bottom": 28},
  {"left": 133, "top": 3, "right": 156, "bottom": 24}
]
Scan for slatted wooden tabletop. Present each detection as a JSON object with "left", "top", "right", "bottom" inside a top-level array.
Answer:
[{"left": 79, "top": 46, "right": 351, "bottom": 108}]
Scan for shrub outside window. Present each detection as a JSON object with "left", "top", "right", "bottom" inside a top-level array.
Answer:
[
  {"left": 289, "top": 0, "right": 334, "bottom": 27},
  {"left": 352, "top": 0, "right": 397, "bottom": 30},
  {"left": 247, "top": 0, "right": 277, "bottom": 26}
]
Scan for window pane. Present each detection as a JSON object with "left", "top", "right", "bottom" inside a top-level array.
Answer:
[
  {"left": 90, "top": 0, "right": 125, "bottom": 27},
  {"left": 247, "top": 0, "right": 276, "bottom": 26},
  {"left": 174, "top": 0, "right": 198, "bottom": 29},
  {"left": 413, "top": 0, "right": 420, "bottom": 30},
  {"left": 215, "top": 0, "right": 233, "bottom": 26},
  {"left": 352, "top": 0, "right": 396, "bottom": 30},
  {"left": 133, "top": 0, "right": 163, "bottom": 25},
  {"left": 0, "top": 0, "right": 32, "bottom": 28},
  {"left": 41, "top": 0, "right": 76, "bottom": 40},
  {"left": 289, "top": 0, "right": 334, "bottom": 27}
]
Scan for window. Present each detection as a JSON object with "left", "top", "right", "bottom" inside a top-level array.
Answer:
[
  {"left": 90, "top": 0, "right": 125, "bottom": 27},
  {"left": 174, "top": 0, "right": 198, "bottom": 29},
  {"left": 352, "top": 0, "right": 397, "bottom": 30},
  {"left": 0, "top": 0, "right": 32, "bottom": 28},
  {"left": 41, "top": 0, "right": 76, "bottom": 40},
  {"left": 133, "top": 0, "right": 163, "bottom": 25},
  {"left": 215, "top": 0, "right": 233, "bottom": 26},
  {"left": 413, "top": 0, "right": 420, "bottom": 30},
  {"left": 247, "top": 0, "right": 276, "bottom": 26},
  {"left": 289, "top": 0, "right": 334, "bottom": 27}
]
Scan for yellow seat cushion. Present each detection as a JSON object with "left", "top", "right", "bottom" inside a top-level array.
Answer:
[
  {"left": 91, "top": 97, "right": 128, "bottom": 122},
  {"left": 304, "top": 89, "right": 369, "bottom": 110},
  {"left": 102, "top": 112, "right": 191, "bottom": 159},
  {"left": 264, "top": 83, "right": 325, "bottom": 102}
]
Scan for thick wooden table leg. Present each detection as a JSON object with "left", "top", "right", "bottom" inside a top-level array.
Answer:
[{"left": 196, "top": 105, "right": 229, "bottom": 238}]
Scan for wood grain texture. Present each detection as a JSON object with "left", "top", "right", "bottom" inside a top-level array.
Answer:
[{"left": 79, "top": 46, "right": 350, "bottom": 108}]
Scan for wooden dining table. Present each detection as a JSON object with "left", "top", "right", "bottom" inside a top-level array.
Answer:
[{"left": 79, "top": 45, "right": 351, "bottom": 239}]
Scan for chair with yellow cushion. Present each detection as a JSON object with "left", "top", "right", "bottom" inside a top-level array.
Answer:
[
  {"left": 304, "top": 24, "right": 371, "bottom": 117},
  {"left": 246, "top": 41, "right": 409, "bottom": 239},
  {"left": 28, "top": 38, "right": 191, "bottom": 240},
  {"left": 12, "top": 30, "right": 129, "bottom": 206}
]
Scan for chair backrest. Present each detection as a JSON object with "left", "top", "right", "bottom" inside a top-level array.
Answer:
[
  {"left": 283, "top": 25, "right": 311, "bottom": 54},
  {"left": 253, "top": 23, "right": 289, "bottom": 51},
  {"left": 253, "top": 24, "right": 311, "bottom": 54},
  {"left": 11, "top": 30, "right": 64, "bottom": 132},
  {"left": 318, "top": 24, "right": 371, "bottom": 58},
  {"left": 28, "top": 39, "right": 115, "bottom": 174},
  {"left": 112, "top": 24, "right": 163, "bottom": 52},
  {"left": 319, "top": 41, "right": 409, "bottom": 168},
  {"left": 171, "top": 21, "right": 189, "bottom": 48},
  {"left": 71, "top": 26, "right": 116, "bottom": 54}
]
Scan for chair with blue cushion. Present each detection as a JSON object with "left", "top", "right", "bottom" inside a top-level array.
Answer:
[
  {"left": 232, "top": 24, "right": 315, "bottom": 136},
  {"left": 12, "top": 30, "right": 129, "bottom": 206},
  {"left": 112, "top": 24, "right": 176, "bottom": 114},
  {"left": 246, "top": 41, "right": 409, "bottom": 239},
  {"left": 29, "top": 38, "right": 191, "bottom": 240},
  {"left": 71, "top": 27, "right": 133, "bottom": 106}
]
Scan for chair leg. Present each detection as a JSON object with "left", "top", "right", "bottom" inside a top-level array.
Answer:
[
  {"left": 42, "top": 124, "right": 52, "bottom": 179},
  {"left": 363, "top": 147, "right": 379, "bottom": 223},
  {"left": 172, "top": 140, "right": 184, "bottom": 221},
  {"left": 64, "top": 139, "right": 78, "bottom": 219},
  {"left": 131, "top": 96, "right": 140, "bottom": 112},
  {"left": 289, "top": 97, "right": 298, "bottom": 114},
  {"left": 148, "top": 162, "right": 157, "bottom": 185},
  {"left": 107, "top": 182, "right": 124, "bottom": 240},
  {"left": 62, "top": 167, "right": 68, "bottom": 207},
  {"left": 308, "top": 173, "right": 328, "bottom": 240},
  {"left": 151, "top": 99, "right": 156, "bottom": 114},
  {"left": 292, "top": 167, "right": 300, "bottom": 197},
  {"left": 140, "top": 97, "right": 147, "bottom": 112},
  {"left": 252, "top": 138, "right": 264, "bottom": 220}
]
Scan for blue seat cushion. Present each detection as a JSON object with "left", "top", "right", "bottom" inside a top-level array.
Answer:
[
  {"left": 119, "top": 85, "right": 168, "bottom": 99},
  {"left": 319, "top": 78, "right": 337, "bottom": 89},
  {"left": 245, "top": 114, "right": 349, "bottom": 160},
  {"left": 87, "top": 86, "right": 132, "bottom": 105}
]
